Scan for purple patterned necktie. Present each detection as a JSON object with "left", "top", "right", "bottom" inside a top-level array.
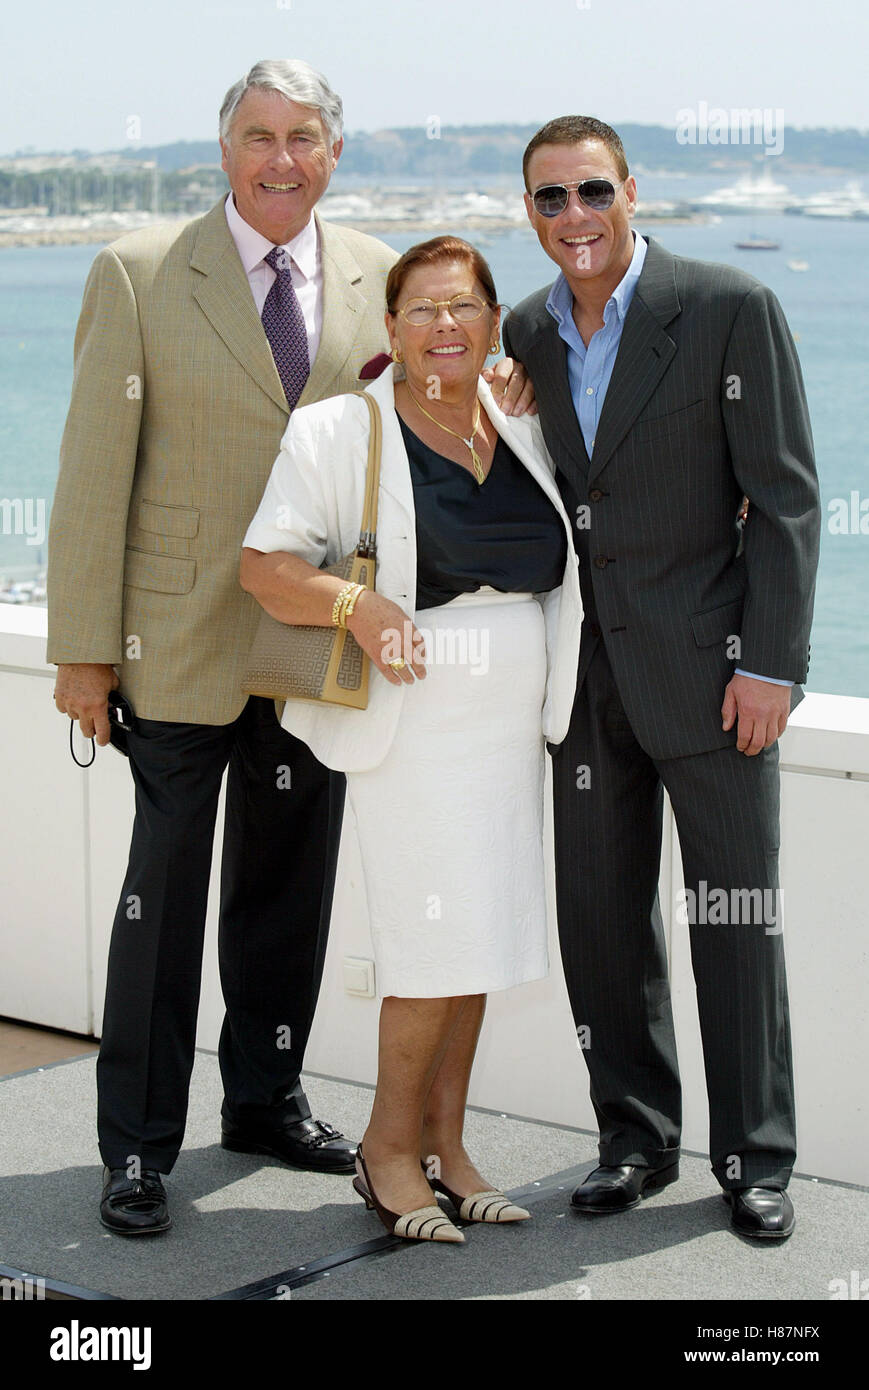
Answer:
[{"left": 261, "top": 246, "right": 310, "bottom": 410}]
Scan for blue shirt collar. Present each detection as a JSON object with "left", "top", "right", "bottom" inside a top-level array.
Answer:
[{"left": 546, "top": 231, "right": 647, "bottom": 328}]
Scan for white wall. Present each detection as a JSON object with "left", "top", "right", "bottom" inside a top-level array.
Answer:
[{"left": 2, "top": 606, "right": 867, "bottom": 1184}]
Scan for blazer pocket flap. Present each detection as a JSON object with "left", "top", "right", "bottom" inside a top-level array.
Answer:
[
  {"left": 124, "top": 547, "right": 196, "bottom": 594},
  {"left": 690, "top": 597, "right": 744, "bottom": 648},
  {"left": 139, "top": 501, "right": 200, "bottom": 538},
  {"left": 631, "top": 398, "right": 707, "bottom": 439}
]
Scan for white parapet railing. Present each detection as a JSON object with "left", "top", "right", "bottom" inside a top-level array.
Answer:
[{"left": 2, "top": 604, "right": 867, "bottom": 1186}]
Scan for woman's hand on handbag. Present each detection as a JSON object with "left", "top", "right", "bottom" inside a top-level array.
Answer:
[{"left": 347, "top": 592, "right": 427, "bottom": 685}]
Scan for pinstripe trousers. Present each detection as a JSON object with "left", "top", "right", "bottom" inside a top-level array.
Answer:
[{"left": 550, "top": 639, "right": 796, "bottom": 1190}]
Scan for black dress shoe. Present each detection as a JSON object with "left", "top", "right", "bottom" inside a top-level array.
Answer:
[
  {"left": 724, "top": 1186, "right": 795, "bottom": 1240},
  {"left": 570, "top": 1161, "right": 679, "bottom": 1213},
  {"left": 100, "top": 1166, "right": 171, "bottom": 1235},
  {"left": 221, "top": 1116, "right": 357, "bottom": 1173}
]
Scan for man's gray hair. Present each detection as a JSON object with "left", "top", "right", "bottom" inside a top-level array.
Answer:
[{"left": 219, "top": 59, "right": 343, "bottom": 147}]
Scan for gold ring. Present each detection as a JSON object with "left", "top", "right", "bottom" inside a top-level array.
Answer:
[{"left": 388, "top": 658, "right": 406, "bottom": 670}]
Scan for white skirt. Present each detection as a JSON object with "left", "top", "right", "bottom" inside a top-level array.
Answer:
[{"left": 346, "top": 588, "right": 549, "bottom": 998}]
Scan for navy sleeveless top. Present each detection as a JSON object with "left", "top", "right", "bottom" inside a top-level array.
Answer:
[{"left": 397, "top": 416, "right": 567, "bottom": 611}]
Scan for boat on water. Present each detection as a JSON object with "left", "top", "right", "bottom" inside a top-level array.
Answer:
[
  {"left": 699, "top": 167, "right": 792, "bottom": 214},
  {"left": 786, "top": 180, "right": 869, "bottom": 220},
  {"left": 0, "top": 575, "right": 46, "bottom": 605},
  {"left": 787, "top": 259, "right": 810, "bottom": 272},
  {"left": 735, "top": 236, "right": 781, "bottom": 250}
]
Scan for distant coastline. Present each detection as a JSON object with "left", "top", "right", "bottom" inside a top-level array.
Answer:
[
  {"left": 5, "top": 120, "right": 869, "bottom": 177},
  {"left": 4, "top": 120, "right": 868, "bottom": 250},
  {"left": 0, "top": 194, "right": 711, "bottom": 249}
]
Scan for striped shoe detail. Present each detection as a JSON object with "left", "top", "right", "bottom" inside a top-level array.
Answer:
[
  {"left": 458, "top": 1191, "right": 531, "bottom": 1223},
  {"left": 393, "top": 1205, "right": 465, "bottom": 1243}
]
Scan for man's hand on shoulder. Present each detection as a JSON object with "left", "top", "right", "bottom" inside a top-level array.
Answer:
[
  {"left": 721, "top": 673, "right": 791, "bottom": 756},
  {"left": 54, "top": 663, "right": 120, "bottom": 746},
  {"left": 481, "top": 357, "right": 537, "bottom": 416}
]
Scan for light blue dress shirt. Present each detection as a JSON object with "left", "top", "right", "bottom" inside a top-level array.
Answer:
[
  {"left": 546, "top": 231, "right": 647, "bottom": 458},
  {"left": 545, "top": 233, "right": 790, "bottom": 688}
]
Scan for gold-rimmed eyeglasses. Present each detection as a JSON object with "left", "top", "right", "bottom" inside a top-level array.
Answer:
[{"left": 396, "top": 293, "right": 490, "bottom": 327}]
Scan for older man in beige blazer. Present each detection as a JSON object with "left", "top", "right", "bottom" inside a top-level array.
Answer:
[{"left": 48, "top": 60, "right": 413, "bottom": 1236}]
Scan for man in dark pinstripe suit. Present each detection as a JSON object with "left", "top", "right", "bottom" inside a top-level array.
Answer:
[{"left": 503, "top": 117, "right": 821, "bottom": 1240}]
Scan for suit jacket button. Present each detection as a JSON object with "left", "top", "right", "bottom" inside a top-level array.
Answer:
[
  {"left": 594, "top": 555, "right": 609, "bottom": 569},
  {"left": 589, "top": 488, "right": 604, "bottom": 502}
]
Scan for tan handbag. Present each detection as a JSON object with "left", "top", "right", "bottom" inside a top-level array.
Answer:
[{"left": 241, "top": 391, "right": 382, "bottom": 709}]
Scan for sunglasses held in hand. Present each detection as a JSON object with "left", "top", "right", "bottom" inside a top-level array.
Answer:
[
  {"left": 69, "top": 690, "right": 136, "bottom": 766},
  {"left": 531, "top": 178, "right": 626, "bottom": 217}
]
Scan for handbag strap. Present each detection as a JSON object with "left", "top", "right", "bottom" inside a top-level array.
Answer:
[{"left": 350, "top": 390, "right": 382, "bottom": 558}]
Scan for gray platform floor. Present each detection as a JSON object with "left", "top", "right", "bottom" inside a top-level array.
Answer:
[{"left": 1, "top": 1051, "right": 866, "bottom": 1301}]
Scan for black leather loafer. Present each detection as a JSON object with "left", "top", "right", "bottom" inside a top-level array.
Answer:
[
  {"left": 724, "top": 1186, "right": 795, "bottom": 1240},
  {"left": 100, "top": 1166, "right": 171, "bottom": 1235},
  {"left": 221, "top": 1116, "right": 357, "bottom": 1173},
  {"left": 570, "top": 1161, "right": 679, "bottom": 1213}
]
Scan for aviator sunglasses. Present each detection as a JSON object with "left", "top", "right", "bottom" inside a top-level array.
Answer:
[{"left": 531, "top": 178, "right": 625, "bottom": 217}]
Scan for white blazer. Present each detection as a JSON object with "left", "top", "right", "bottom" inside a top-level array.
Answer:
[{"left": 243, "top": 362, "right": 582, "bottom": 771}]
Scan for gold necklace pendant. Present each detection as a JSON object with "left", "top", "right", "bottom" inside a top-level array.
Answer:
[{"left": 406, "top": 384, "right": 486, "bottom": 484}]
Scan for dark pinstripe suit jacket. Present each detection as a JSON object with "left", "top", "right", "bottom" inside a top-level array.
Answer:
[{"left": 503, "top": 236, "right": 822, "bottom": 761}]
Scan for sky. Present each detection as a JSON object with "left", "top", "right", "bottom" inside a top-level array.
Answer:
[{"left": 2, "top": 0, "right": 867, "bottom": 155}]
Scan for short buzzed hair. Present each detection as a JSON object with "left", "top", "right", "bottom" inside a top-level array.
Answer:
[
  {"left": 219, "top": 59, "right": 343, "bottom": 148},
  {"left": 522, "top": 116, "right": 629, "bottom": 189}
]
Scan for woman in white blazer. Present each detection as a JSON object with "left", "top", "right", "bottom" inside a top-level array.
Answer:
[{"left": 242, "top": 237, "right": 581, "bottom": 1245}]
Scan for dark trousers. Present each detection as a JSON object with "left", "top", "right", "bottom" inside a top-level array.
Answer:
[
  {"left": 96, "top": 696, "right": 345, "bottom": 1173},
  {"left": 550, "top": 642, "right": 795, "bottom": 1190}
]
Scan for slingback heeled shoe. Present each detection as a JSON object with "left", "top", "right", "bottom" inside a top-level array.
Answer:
[
  {"left": 428, "top": 1171, "right": 531, "bottom": 1223},
  {"left": 353, "top": 1146, "right": 465, "bottom": 1243}
]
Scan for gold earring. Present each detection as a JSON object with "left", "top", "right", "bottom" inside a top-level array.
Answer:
[
  {"left": 391, "top": 347, "right": 403, "bottom": 363},
  {"left": 489, "top": 340, "right": 501, "bottom": 355}
]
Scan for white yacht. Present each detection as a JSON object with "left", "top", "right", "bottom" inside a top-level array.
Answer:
[
  {"left": 795, "top": 180, "right": 869, "bottom": 219},
  {"left": 698, "top": 166, "right": 792, "bottom": 213}
]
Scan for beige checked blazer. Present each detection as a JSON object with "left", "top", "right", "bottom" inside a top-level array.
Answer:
[{"left": 46, "top": 200, "right": 398, "bottom": 724}]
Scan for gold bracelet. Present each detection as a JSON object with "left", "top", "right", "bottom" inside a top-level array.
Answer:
[
  {"left": 331, "top": 582, "right": 357, "bottom": 627},
  {"left": 341, "top": 583, "right": 366, "bottom": 627}
]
